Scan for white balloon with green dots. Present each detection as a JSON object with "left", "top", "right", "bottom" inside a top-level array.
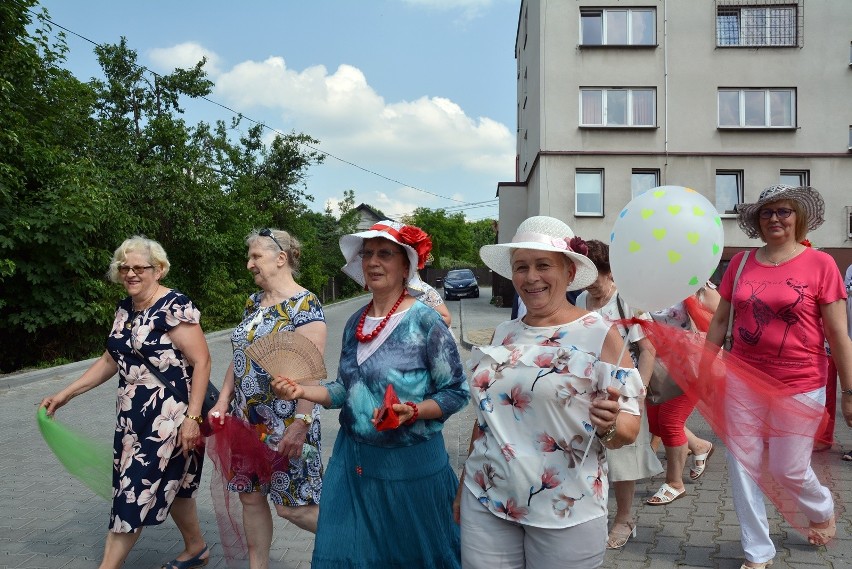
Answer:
[{"left": 610, "top": 185, "right": 724, "bottom": 312}]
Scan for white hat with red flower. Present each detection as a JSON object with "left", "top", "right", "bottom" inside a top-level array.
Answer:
[{"left": 339, "top": 220, "right": 432, "bottom": 295}]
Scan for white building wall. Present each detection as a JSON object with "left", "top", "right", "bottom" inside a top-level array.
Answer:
[{"left": 506, "top": 0, "right": 852, "bottom": 269}]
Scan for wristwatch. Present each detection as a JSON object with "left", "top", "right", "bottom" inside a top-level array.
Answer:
[{"left": 294, "top": 413, "right": 313, "bottom": 426}]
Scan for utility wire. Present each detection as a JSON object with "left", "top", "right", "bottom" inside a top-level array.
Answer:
[{"left": 33, "top": 9, "right": 488, "bottom": 207}]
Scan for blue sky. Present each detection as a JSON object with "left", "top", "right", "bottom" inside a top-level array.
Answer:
[{"left": 37, "top": 0, "right": 520, "bottom": 221}]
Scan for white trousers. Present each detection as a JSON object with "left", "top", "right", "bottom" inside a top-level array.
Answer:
[
  {"left": 726, "top": 386, "right": 833, "bottom": 563},
  {"left": 459, "top": 489, "right": 606, "bottom": 569}
]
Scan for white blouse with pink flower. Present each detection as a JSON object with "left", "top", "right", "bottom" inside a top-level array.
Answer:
[{"left": 463, "top": 312, "right": 643, "bottom": 529}]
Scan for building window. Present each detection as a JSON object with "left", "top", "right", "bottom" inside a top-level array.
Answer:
[
  {"left": 716, "top": 3, "right": 799, "bottom": 47},
  {"left": 716, "top": 170, "right": 743, "bottom": 215},
  {"left": 580, "top": 8, "right": 655, "bottom": 46},
  {"left": 631, "top": 170, "right": 660, "bottom": 198},
  {"left": 780, "top": 170, "right": 809, "bottom": 187},
  {"left": 581, "top": 88, "right": 655, "bottom": 127},
  {"left": 718, "top": 89, "right": 795, "bottom": 128},
  {"left": 576, "top": 170, "right": 603, "bottom": 216}
]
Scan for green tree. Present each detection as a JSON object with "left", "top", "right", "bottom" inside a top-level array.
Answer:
[
  {"left": 0, "top": 1, "right": 122, "bottom": 370},
  {"left": 404, "top": 208, "right": 475, "bottom": 268}
]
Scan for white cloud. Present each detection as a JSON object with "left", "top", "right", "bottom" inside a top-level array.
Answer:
[
  {"left": 147, "top": 42, "right": 223, "bottom": 77},
  {"left": 214, "top": 57, "right": 514, "bottom": 182}
]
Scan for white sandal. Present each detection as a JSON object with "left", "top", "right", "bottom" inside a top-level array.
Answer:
[
  {"left": 646, "top": 482, "right": 686, "bottom": 505},
  {"left": 690, "top": 443, "right": 714, "bottom": 481}
]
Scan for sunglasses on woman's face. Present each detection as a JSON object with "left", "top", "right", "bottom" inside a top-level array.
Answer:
[
  {"left": 259, "top": 228, "right": 284, "bottom": 251},
  {"left": 758, "top": 207, "right": 794, "bottom": 220}
]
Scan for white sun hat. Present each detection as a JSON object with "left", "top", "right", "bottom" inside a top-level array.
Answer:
[
  {"left": 479, "top": 216, "right": 598, "bottom": 291},
  {"left": 339, "top": 220, "right": 431, "bottom": 296}
]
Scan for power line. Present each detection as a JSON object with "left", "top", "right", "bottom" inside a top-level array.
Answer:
[{"left": 32, "top": 9, "right": 485, "bottom": 206}]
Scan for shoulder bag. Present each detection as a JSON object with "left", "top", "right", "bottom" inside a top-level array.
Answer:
[
  {"left": 614, "top": 294, "right": 642, "bottom": 366},
  {"left": 723, "top": 251, "right": 749, "bottom": 352},
  {"left": 134, "top": 348, "right": 220, "bottom": 427}
]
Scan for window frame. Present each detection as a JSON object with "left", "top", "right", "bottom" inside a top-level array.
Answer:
[
  {"left": 579, "top": 8, "right": 656, "bottom": 47},
  {"left": 580, "top": 88, "right": 657, "bottom": 128},
  {"left": 779, "top": 169, "right": 809, "bottom": 188},
  {"left": 715, "top": 4, "right": 800, "bottom": 48},
  {"left": 715, "top": 170, "right": 743, "bottom": 216},
  {"left": 717, "top": 88, "right": 796, "bottom": 129},
  {"left": 575, "top": 169, "right": 604, "bottom": 217},
  {"left": 631, "top": 169, "right": 660, "bottom": 199}
]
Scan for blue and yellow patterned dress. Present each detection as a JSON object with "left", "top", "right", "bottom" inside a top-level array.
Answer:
[{"left": 229, "top": 290, "right": 325, "bottom": 506}]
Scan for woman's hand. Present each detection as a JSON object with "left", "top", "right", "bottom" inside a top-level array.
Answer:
[
  {"left": 178, "top": 418, "right": 202, "bottom": 457},
  {"left": 40, "top": 392, "right": 71, "bottom": 417},
  {"left": 453, "top": 477, "right": 465, "bottom": 525},
  {"left": 589, "top": 386, "right": 621, "bottom": 432},
  {"left": 277, "top": 420, "right": 309, "bottom": 459},
  {"left": 370, "top": 402, "right": 417, "bottom": 428},
  {"left": 272, "top": 376, "right": 303, "bottom": 400},
  {"left": 209, "top": 399, "right": 230, "bottom": 427}
]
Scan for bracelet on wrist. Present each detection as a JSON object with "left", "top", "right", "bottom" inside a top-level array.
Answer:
[
  {"left": 403, "top": 401, "right": 419, "bottom": 425},
  {"left": 185, "top": 414, "right": 203, "bottom": 425},
  {"left": 596, "top": 422, "right": 617, "bottom": 444},
  {"left": 842, "top": 389, "right": 852, "bottom": 396}
]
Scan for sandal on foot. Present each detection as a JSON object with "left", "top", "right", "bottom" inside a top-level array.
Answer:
[
  {"left": 606, "top": 520, "right": 636, "bottom": 549},
  {"left": 162, "top": 545, "right": 209, "bottom": 569},
  {"left": 689, "top": 443, "right": 714, "bottom": 481},
  {"left": 646, "top": 482, "right": 686, "bottom": 505},
  {"left": 808, "top": 516, "right": 836, "bottom": 546},
  {"left": 739, "top": 560, "right": 773, "bottom": 569},
  {"left": 842, "top": 449, "right": 852, "bottom": 461}
]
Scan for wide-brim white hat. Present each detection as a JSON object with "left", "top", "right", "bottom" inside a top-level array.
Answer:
[
  {"left": 339, "top": 220, "right": 430, "bottom": 296},
  {"left": 736, "top": 184, "right": 825, "bottom": 239},
  {"left": 479, "top": 216, "right": 598, "bottom": 291}
]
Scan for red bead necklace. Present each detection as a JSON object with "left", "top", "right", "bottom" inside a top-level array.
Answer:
[{"left": 355, "top": 290, "right": 407, "bottom": 343}]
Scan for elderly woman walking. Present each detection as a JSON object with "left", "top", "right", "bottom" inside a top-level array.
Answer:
[
  {"left": 41, "top": 236, "right": 211, "bottom": 569},
  {"left": 456, "top": 216, "right": 641, "bottom": 569},
  {"left": 706, "top": 185, "right": 852, "bottom": 568}
]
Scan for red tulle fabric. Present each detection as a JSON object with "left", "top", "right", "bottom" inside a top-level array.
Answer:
[
  {"left": 205, "top": 415, "right": 281, "bottom": 567},
  {"left": 683, "top": 295, "right": 712, "bottom": 333},
  {"left": 621, "top": 316, "right": 830, "bottom": 540}
]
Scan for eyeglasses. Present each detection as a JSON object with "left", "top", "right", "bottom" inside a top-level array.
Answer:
[
  {"left": 259, "top": 228, "right": 284, "bottom": 251},
  {"left": 118, "top": 265, "right": 154, "bottom": 276},
  {"left": 358, "top": 249, "right": 401, "bottom": 261},
  {"left": 758, "top": 207, "right": 794, "bottom": 220}
]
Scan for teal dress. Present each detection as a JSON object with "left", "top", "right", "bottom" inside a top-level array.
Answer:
[{"left": 313, "top": 301, "right": 468, "bottom": 568}]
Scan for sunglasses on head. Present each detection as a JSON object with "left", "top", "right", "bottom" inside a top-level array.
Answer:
[
  {"left": 758, "top": 207, "right": 794, "bottom": 220},
  {"left": 259, "top": 228, "right": 284, "bottom": 251}
]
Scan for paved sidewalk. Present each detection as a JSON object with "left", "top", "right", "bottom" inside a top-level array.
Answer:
[{"left": 1, "top": 298, "right": 849, "bottom": 568}]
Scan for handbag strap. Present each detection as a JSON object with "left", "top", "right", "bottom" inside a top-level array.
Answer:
[
  {"left": 614, "top": 294, "right": 638, "bottom": 348},
  {"left": 725, "top": 250, "right": 750, "bottom": 348},
  {"left": 133, "top": 348, "right": 188, "bottom": 406}
]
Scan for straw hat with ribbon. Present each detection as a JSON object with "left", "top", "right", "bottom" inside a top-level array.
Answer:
[{"left": 736, "top": 184, "right": 825, "bottom": 239}]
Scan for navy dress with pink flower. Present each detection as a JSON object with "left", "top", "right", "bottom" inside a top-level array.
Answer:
[{"left": 104, "top": 289, "right": 204, "bottom": 533}]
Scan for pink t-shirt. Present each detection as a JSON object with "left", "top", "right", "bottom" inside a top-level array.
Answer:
[{"left": 719, "top": 247, "right": 846, "bottom": 393}]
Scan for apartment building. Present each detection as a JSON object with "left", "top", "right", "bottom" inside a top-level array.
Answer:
[{"left": 495, "top": 0, "right": 852, "bottom": 298}]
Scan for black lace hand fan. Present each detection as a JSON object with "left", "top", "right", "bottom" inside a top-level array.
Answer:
[{"left": 245, "top": 331, "right": 327, "bottom": 383}]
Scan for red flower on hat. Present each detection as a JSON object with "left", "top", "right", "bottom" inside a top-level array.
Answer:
[
  {"left": 399, "top": 225, "right": 432, "bottom": 269},
  {"left": 568, "top": 236, "right": 588, "bottom": 256}
]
